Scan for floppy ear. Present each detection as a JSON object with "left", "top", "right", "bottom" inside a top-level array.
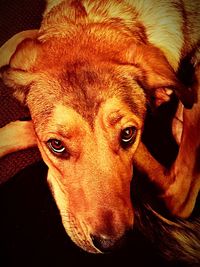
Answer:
[
  {"left": 127, "top": 44, "right": 195, "bottom": 109},
  {"left": 0, "top": 30, "right": 39, "bottom": 104}
]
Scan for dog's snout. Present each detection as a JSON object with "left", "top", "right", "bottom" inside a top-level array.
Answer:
[{"left": 90, "top": 232, "right": 130, "bottom": 253}]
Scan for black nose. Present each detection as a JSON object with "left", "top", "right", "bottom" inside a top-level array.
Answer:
[{"left": 90, "top": 233, "right": 128, "bottom": 253}]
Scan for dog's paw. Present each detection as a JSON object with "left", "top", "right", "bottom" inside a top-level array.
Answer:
[{"left": 0, "top": 120, "right": 37, "bottom": 157}]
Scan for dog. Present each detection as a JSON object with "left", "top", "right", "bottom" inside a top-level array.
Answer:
[{"left": 0, "top": 0, "right": 200, "bottom": 254}]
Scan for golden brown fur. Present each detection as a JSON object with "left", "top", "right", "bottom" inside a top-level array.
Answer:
[{"left": 0, "top": 0, "right": 200, "bottom": 255}]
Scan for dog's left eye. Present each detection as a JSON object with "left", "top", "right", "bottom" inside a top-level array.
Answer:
[
  {"left": 120, "top": 126, "right": 137, "bottom": 147},
  {"left": 47, "top": 139, "right": 66, "bottom": 154}
]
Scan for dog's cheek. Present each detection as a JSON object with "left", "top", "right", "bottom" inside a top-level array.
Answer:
[{"left": 47, "top": 172, "right": 97, "bottom": 252}]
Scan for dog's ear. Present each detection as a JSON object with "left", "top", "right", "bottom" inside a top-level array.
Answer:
[
  {"left": 126, "top": 44, "right": 195, "bottom": 109},
  {"left": 0, "top": 30, "right": 39, "bottom": 104}
]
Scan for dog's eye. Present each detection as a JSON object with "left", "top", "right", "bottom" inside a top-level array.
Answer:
[
  {"left": 120, "top": 126, "right": 137, "bottom": 147},
  {"left": 47, "top": 139, "right": 66, "bottom": 154}
]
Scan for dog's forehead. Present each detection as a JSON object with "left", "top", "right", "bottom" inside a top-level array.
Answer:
[
  {"left": 29, "top": 61, "right": 146, "bottom": 130},
  {"left": 44, "top": 97, "right": 141, "bottom": 135}
]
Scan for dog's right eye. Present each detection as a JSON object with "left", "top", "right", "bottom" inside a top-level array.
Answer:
[
  {"left": 120, "top": 126, "right": 137, "bottom": 148},
  {"left": 47, "top": 139, "right": 66, "bottom": 155}
]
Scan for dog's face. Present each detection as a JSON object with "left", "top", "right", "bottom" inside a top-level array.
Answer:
[
  {"left": 27, "top": 59, "right": 146, "bottom": 252},
  {"left": 0, "top": 30, "right": 191, "bottom": 252}
]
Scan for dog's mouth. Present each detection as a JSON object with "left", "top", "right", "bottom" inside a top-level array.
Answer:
[{"left": 60, "top": 210, "right": 99, "bottom": 253}]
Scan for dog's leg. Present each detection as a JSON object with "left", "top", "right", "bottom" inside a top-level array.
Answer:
[
  {"left": 0, "top": 120, "right": 37, "bottom": 158},
  {"left": 134, "top": 64, "right": 200, "bottom": 218},
  {"left": 134, "top": 142, "right": 173, "bottom": 191},
  {"left": 163, "top": 64, "right": 200, "bottom": 217}
]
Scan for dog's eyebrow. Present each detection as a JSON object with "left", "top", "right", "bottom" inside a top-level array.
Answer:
[
  {"left": 46, "top": 128, "right": 73, "bottom": 139},
  {"left": 107, "top": 112, "right": 123, "bottom": 126},
  {"left": 45, "top": 123, "right": 80, "bottom": 138},
  {"left": 48, "top": 124, "right": 78, "bottom": 139}
]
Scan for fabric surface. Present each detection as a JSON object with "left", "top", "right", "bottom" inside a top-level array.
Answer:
[{"left": 0, "top": 0, "right": 46, "bottom": 183}]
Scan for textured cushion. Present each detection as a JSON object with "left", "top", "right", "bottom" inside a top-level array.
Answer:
[{"left": 0, "top": 0, "right": 46, "bottom": 183}]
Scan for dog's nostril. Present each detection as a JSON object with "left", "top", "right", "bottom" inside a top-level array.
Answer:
[
  {"left": 91, "top": 234, "right": 116, "bottom": 252},
  {"left": 90, "top": 233, "right": 128, "bottom": 253}
]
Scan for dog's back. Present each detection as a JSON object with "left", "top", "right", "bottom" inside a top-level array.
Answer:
[{"left": 42, "top": 0, "right": 200, "bottom": 70}]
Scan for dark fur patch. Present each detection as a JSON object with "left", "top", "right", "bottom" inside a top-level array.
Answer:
[{"left": 58, "top": 61, "right": 146, "bottom": 127}]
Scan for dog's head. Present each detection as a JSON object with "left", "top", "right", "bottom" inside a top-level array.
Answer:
[{"left": 0, "top": 27, "right": 193, "bottom": 252}]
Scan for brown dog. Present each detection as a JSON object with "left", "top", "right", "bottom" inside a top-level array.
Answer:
[{"left": 0, "top": 0, "right": 199, "bottom": 254}]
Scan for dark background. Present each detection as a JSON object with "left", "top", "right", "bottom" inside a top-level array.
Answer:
[{"left": 0, "top": 1, "right": 198, "bottom": 266}]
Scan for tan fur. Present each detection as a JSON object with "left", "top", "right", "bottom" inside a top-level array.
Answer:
[
  {"left": 0, "top": 121, "right": 36, "bottom": 158},
  {"left": 0, "top": 0, "right": 199, "bottom": 253}
]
